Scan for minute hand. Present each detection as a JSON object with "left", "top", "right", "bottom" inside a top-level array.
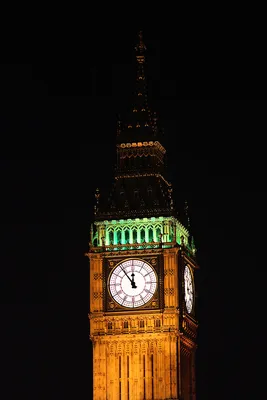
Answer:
[{"left": 121, "top": 268, "right": 132, "bottom": 282}]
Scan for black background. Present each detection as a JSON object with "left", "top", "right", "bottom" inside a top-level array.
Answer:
[{"left": 1, "top": 14, "right": 266, "bottom": 400}]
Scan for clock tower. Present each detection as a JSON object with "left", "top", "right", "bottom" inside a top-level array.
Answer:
[{"left": 86, "top": 32, "right": 199, "bottom": 400}]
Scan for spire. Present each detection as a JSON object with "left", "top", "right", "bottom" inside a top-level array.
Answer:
[
  {"left": 117, "top": 31, "right": 157, "bottom": 144},
  {"left": 94, "top": 32, "right": 175, "bottom": 221},
  {"left": 133, "top": 30, "right": 150, "bottom": 117}
]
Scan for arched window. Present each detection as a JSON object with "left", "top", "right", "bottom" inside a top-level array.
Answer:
[
  {"left": 140, "top": 228, "right": 145, "bottom": 242},
  {"left": 109, "top": 230, "right": 113, "bottom": 244},
  {"left": 125, "top": 229, "right": 129, "bottom": 243},
  {"left": 156, "top": 227, "right": 161, "bottom": 242},
  {"left": 133, "top": 229, "right": 137, "bottom": 243},
  {"left": 117, "top": 230, "right": 121, "bottom": 244},
  {"left": 148, "top": 228, "right": 153, "bottom": 242}
]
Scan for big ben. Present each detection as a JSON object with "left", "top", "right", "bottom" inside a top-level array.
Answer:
[{"left": 86, "top": 32, "right": 199, "bottom": 400}]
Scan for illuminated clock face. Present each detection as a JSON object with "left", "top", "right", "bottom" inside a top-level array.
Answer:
[
  {"left": 108, "top": 259, "right": 157, "bottom": 308},
  {"left": 184, "top": 265, "right": 193, "bottom": 313}
]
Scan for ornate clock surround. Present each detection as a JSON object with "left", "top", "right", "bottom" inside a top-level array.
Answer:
[
  {"left": 179, "top": 251, "right": 197, "bottom": 328},
  {"left": 104, "top": 253, "right": 164, "bottom": 312}
]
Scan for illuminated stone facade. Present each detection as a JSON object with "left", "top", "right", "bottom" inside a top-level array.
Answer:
[{"left": 86, "top": 32, "right": 199, "bottom": 400}]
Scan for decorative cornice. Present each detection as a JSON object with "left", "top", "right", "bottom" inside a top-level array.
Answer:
[
  {"left": 114, "top": 171, "right": 171, "bottom": 186},
  {"left": 117, "top": 140, "right": 166, "bottom": 153},
  {"left": 95, "top": 207, "right": 173, "bottom": 219},
  {"left": 88, "top": 245, "right": 166, "bottom": 256}
]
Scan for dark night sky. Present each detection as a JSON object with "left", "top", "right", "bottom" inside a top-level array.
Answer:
[{"left": 1, "top": 19, "right": 266, "bottom": 400}]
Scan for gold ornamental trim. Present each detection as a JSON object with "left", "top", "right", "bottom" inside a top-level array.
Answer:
[{"left": 117, "top": 141, "right": 166, "bottom": 154}]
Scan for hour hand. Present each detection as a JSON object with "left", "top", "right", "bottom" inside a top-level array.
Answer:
[{"left": 131, "top": 273, "right": 137, "bottom": 288}]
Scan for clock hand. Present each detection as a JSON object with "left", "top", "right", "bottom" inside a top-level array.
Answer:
[
  {"left": 121, "top": 267, "right": 132, "bottom": 283},
  {"left": 131, "top": 272, "right": 137, "bottom": 289}
]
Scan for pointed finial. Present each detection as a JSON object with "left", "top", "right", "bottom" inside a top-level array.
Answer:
[
  {"left": 152, "top": 111, "right": 158, "bottom": 135},
  {"left": 116, "top": 114, "right": 122, "bottom": 136},
  {"left": 94, "top": 188, "right": 100, "bottom": 215},
  {"left": 191, "top": 236, "right": 197, "bottom": 256},
  {"left": 184, "top": 199, "right": 190, "bottom": 229},
  {"left": 168, "top": 184, "right": 173, "bottom": 209},
  {"left": 95, "top": 188, "right": 100, "bottom": 203},
  {"left": 90, "top": 223, "right": 94, "bottom": 245}
]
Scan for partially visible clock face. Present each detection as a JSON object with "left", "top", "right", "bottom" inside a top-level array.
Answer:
[
  {"left": 108, "top": 259, "right": 157, "bottom": 308},
  {"left": 184, "top": 265, "right": 194, "bottom": 313}
]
